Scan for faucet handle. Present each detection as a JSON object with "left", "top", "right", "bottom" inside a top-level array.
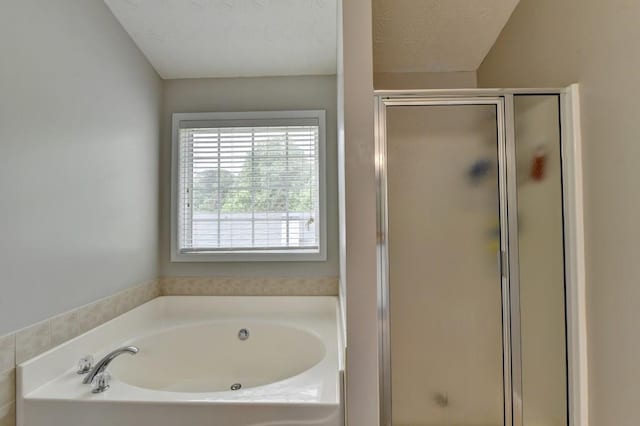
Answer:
[
  {"left": 76, "top": 355, "right": 94, "bottom": 375},
  {"left": 91, "top": 371, "right": 111, "bottom": 393}
]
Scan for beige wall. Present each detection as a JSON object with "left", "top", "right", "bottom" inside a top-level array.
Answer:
[
  {"left": 374, "top": 71, "right": 477, "bottom": 90},
  {"left": 340, "top": 0, "right": 380, "bottom": 425},
  {"left": 336, "top": 0, "right": 347, "bottom": 347},
  {"left": 159, "top": 76, "right": 339, "bottom": 278},
  {"left": 478, "top": 1, "right": 640, "bottom": 425},
  {"left": 0, "top": 0, "right": 162, "bottom": 336}
]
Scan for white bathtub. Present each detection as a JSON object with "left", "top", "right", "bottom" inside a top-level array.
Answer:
[{"left": 17, "top": 296, "right": 344, "bottom": 426}]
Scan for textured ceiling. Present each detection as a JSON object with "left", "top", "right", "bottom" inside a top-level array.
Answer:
[
  {"left": 373, "top": 0, "right": 520, "bottom": 73},
  {"left": 104, "top": 0, "right": 337, "bottom": 79}
]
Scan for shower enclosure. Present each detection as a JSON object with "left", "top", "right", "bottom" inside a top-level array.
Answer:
[{"left": 375, "top": 88, "right": 586, "bottom": 426}]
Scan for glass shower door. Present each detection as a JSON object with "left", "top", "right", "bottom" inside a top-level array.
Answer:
[{"left": 384, "top": 103, "right": 507, "bottom": 426}]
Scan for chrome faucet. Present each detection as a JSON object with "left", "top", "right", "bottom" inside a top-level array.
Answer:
[{"left": 82, "top": 346, "right": 139, "bottom": 385}]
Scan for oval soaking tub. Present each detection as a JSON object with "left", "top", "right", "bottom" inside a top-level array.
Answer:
[
  {"left": 17, "top": 296, "right": 343, "bottom": 426},
  {"left": 110, "top": 322, "right": 326, "bottom": 393}
]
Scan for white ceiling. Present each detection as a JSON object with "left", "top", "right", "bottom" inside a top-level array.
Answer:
[
  {"left": 104, "top": 0, "right": 338, "bottom": 79},
  {"left": 105, "top": 0, "right": 518, "bottom": 79},
  {"left": 373, "top": 0, "right": 520, "bottom": 73}
]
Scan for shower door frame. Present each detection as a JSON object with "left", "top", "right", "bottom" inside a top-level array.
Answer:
[{"left": 374, "top": 87, "right": 587, "bottom": 426}]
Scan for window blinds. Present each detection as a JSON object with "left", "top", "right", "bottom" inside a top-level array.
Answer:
[{"left": 178, "top": 124, "right": 320, "bottom": 253}]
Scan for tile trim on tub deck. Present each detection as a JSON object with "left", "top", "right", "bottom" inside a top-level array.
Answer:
[
  {"left": 0, "top": 279, "right": 160, "bottom": 426},
  {"left": 0, "top": 401, "right": 15, "bottom": 426},
  {"left": 159, "top": 276, "right": 340, "bottom": 296}
]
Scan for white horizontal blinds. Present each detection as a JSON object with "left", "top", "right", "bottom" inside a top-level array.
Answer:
[{"left": 178, "top": 124, "right": 320, "bottom": 252}]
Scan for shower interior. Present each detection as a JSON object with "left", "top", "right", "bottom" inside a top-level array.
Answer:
[{"left": 375, "top": 88, "right": 586, "bottom": 426}]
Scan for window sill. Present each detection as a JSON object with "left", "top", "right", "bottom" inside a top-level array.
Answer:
[{"left": 170, "top": 249, "right": 327, "bottom": 263}]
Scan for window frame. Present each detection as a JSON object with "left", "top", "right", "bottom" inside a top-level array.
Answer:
[{"left": 170, "top": 110, "right": 327, "bottom": 262}]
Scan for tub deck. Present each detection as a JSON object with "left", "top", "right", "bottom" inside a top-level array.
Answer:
[{"left": 18, "top": 296, "right": 343, "bottom": 426}]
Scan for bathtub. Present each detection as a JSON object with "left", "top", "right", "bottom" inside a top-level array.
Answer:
[{"left": 17, "top": 296, "right": 344, "bottom": 426}]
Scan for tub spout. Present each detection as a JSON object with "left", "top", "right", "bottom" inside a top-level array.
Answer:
[{"left": 82, "top": 346, "right": 139, "bottom": 385}]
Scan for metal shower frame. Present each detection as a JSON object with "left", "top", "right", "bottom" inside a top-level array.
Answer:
[{"left": 374, "top": 87, "right": 587, "bottom": 426}]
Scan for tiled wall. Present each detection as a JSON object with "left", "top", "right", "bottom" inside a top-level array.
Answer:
[
  {"left": 160, "top": 276, "right": 339, "bottom": 296},
  {"left": 0, "top": 276, "right": 338, "bottom": 426},
  {"left": 0, "top": 280, "right": 160, "bottom": 426}
]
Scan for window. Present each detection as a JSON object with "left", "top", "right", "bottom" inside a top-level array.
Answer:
[{"left": 171, "top": 111, "right": 326, "bottom": 261}]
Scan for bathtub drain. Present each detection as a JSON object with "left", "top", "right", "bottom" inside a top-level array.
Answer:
[{"left": 230, "top": 383, "right": 242, "bottom": 391}]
